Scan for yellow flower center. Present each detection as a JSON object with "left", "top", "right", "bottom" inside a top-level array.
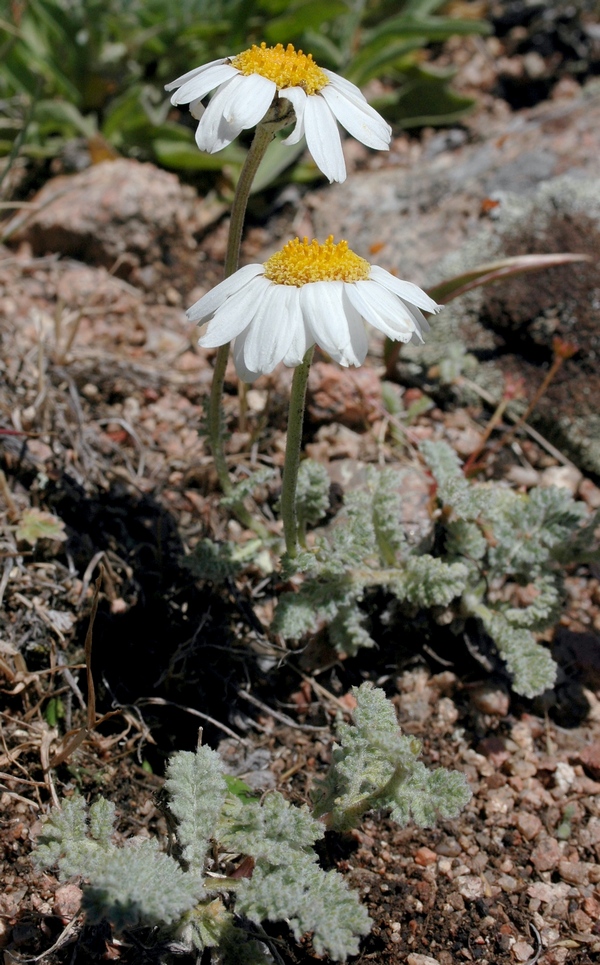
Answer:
[
  {"left": 263, "top": 236, "right": 371, "bottom": 286},
  {"left": 231, "top": 42, "right": 328, "bottom": 95}
]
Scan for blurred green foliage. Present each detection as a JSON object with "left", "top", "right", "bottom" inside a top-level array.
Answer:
[{"left": 0, "top": 0, "right": 490, "bottom": 187}]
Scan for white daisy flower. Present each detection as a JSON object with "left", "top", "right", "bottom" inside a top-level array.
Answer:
[
  {"left": 165, "top": 42, "right": 392, "bottom": 183},
  {"left": 188, "top": 236, "right": 440, "bottom": 382}
]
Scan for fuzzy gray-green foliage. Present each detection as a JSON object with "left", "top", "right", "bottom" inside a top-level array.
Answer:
[
  {"left": 274, "top": 463, "right": 469, "bottom": 653},
  {"left": 33, "top": 796, "right": 201, "bottom": 929},
  {"left": 295, "top": 458, "right": 331, "bottom": 534},
  {"left": 182, "top": 538, "right": 243, "bottom": 582},
  {"left": 275, "top": 450, "right": 599, "bottom": 698},
  {"left": 165, "top": 746, "right": 228, "bottom": 872},
  {"left": 219, "top": 791, "right": 370, "bottom": 960},
  {"left": 237, "top": 856, "right": 369, "bottom": 961},
  {"left": 220, "top": 467, "right": 276, "bottom": 510},
  {"left": 313, "top": 683, "right": 471, "bottom": 832},
  {"left": 32, "top": 685, "right": 471, "bottom": 960}
]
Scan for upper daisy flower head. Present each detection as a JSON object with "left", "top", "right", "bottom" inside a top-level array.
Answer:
[
  {"left": 189, "top": 236, "right": 441, "bottom": 382},
  {"left": 165, "top": 42, "right": 392, "bottom": 183}
]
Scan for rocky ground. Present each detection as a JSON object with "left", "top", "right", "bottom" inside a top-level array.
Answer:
[{"left": 1, "top": 6, "right": 600, "bottom": 964}]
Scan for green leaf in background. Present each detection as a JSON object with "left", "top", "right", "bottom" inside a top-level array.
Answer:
[
  {"left": 0, "top": 0, "right": 494, "bottom": 185},
  {"left": 16, "top": 508, "right": 67, "bottom": 545},
  {"left": 153, "top": 137, "right": 246, "bottom": 172},
  {"left": 33, "top": 99, "right": 96, "bottom": 138},
  {"left": 224, "top": 775, "right": 259, "bottom": 802},
  {"left": 263, "top": 0, "right": 348, "bottom": 44},
  {"left": 45, "top": 697, "right": 65, "bottom": 727},
  {"left": 374, "top": 64, "right": 476, "bottom": 127},
  {"left": 249, "top": 136, "right": 310, "bottom": 193},
  {"left": 364, "top": 13, "right": 491, "bottom": 46}
]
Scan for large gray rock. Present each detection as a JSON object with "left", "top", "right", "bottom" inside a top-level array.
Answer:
[
  {"left": 400, "top": 176, "right": 600, "bottom": 475},
  {"left": 309, "top": 83, "right": 600, "bottom": 287},
  {"left": 308, "top": 83, "right": 600, "bottom": 473}
]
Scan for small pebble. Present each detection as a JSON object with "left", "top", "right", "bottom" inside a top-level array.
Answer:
[
  {"left": 579, "top": 477, "right": 600, "bottom": 508},
  {"left": 558, "top": 859, "right": 591, "bottom": 885},
  {"left": 506, "top": 465, "right": 540, "bottom": 487},
  {"left": 436, "top": 837, "right": 462, "bottom": 858},
  {"left": 554, "top": 762, "right": 576, "bottom": 793},
  {"left": 515, "top": 812, "right": 542, "bottom": 840},
  {"left": 53, "top": 884, "right": 82, "bottom": 919},
  {"left": 469, "top": 684, "right": 510, "bottom": 716},
  {"left": 414, "top": 847, "right": 437, "bottom": 867},
  {"left": 539, "top": 465, "right": 582, "bottom": 493},
  {"left": 512, "top": 941, "right": 535, "bottom": 962},
  {"left": 498, "top": 874, "right": 518, "bottom": 893},
  {"left": 577, "top": 739, "right": 600, "bottom": 779},
  {"left": 456, "top": 875, "right": 484, "bottom": 900},
  {"left": 531, "top": 836, "right": 562, "bottom": 872}
]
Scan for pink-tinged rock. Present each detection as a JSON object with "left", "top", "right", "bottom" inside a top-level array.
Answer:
[
  {"left": 515, "top": 812, "right": 543, "bottom": 841},
  {"left": 531, "top": 836, "right": 562, "bottom": 872},
  {"left": 527, "top": 881, "right": 570, "bottom": 903},
  {"left": 307, "top": 362, "right": 382, "bottom": 428},
  {"left": 512, "top": 942, "right": 535, "bottom": 962},
  {"left": 8, "top": 158, "right": 198, "bottom": 271},
  {"left": 469, "top": 684, "right": 510, "bottom": 717},
  {"left": 476, "top": 735, "right": 510, "bottom": 767},
  {"left": 414, "top": 847, "right": 437, "bottom": 867},
  {"left": 542, "top": 950, "right": 569, "bottom": 965},
  {"left": 53, "top": 883, "right": 83, "bottom": 919},
  {"left": 558, "top": 859, "right": 592, "bottom": 886},
  {"left": 583, "top": 895, "right": 600, "bottom": 919},
  {"left": 407, "top": 954, "right": 442, "bottom": 965},
  {"left": 577, "top": 740, "right": 600, "bottom": 779},
  {"left": 570, "top": 909, "right": 593, "bottom": 934},
  {"left": 579, "top": 477, "right": 600, "bottom": 508}
]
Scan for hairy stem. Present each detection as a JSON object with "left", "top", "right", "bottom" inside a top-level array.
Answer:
[
  {"left": 281, "top": 347, "right": 315, "bottom": 557},
  {"left": 207, "top": 124, "right": 275, "bottom": 500}
]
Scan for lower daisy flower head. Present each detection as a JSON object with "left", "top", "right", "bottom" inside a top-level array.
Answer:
[
  {"left": 165, "top": 42, "right": 391, "bottom": 183},
  {"left": 189, "top": 236, "right": 441, "bottom": 382}
]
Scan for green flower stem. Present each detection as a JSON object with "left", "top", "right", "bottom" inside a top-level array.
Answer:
[
  {"left": 207, "top": 124, "right": 275, "bottom": 502},
  {"left": 207, "top": 112, "right": 291, "bottom": 538},
  {"left": 281, "top": 346, "right": 315, "bottom": 558}
]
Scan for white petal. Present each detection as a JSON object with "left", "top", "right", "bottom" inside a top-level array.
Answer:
[
  {"left": 402, "top": 303, "right": 430, "bottom": 336},
  {"left": 190, "top": 97, "right": 205, "bottom": 121},
  {"left": 322, "top": 69, "right": 368, "bottom": 102},
  {"left": 241, "top": 284, "right": 297, "bottom": 374},
  {"left": 283, "top": 290, "right": 314, "bottom": 365},
  {"left": 341, "top": 288, "right": 369, "bottom": 365},
  {"left": 279, "top": 87, "right": 307, "bottom": 145},
  {"left": 187, "top": 264, "right": 264, "bottom": 322},
  {"left": 346, "top": 281, "right": 417, "bottom": 341},
  {"left": 300, "top": 281, "right": 363, "bottom": 366},
  {"left": 199, "top": 277, "right": 271, "bottom": 346},
  {"left": 369, "top": 265, "right": 440, "bottom": 313},
  {"left": 196, "top": 74, "right": 273, "bottom": 152},
  {"left": 319, "top": 84, "right": 391, "bottom": 150},
  {"left": 303, "top": 95, "right": 346, "bottom": 183},
  {"left": 232, "top": 327, "right": 261, "bottom": 382},
  {"left": 223, "top": 73, "right": 276, "bottom": 126},
  {"left": 169, "top": 63, "right": 238, "bottom": 106},
  {"left": 165, "top": 57, "right": 230, "bottom": 92}
]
